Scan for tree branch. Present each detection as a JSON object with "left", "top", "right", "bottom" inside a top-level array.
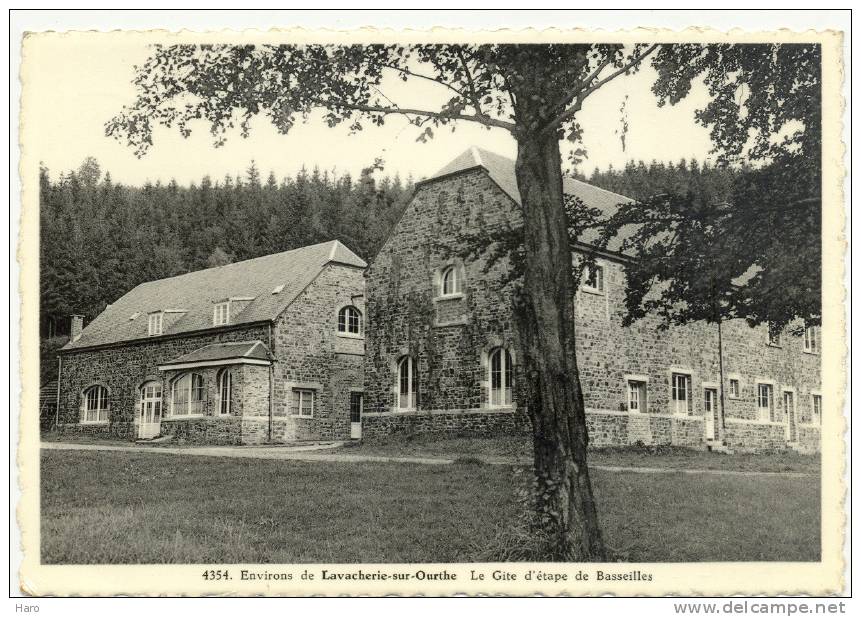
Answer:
[
  {"left": 544, "top": 45, "right": 659, "bottom": 134},
  {"left": 381, "top": 63, "right": 467, "bottom": 99},
  {"left": 455, "top": 47, "right": 484, "bottom": 116},
  {"left": 313, "top": 97, "right": 516, "bottom": 132}
]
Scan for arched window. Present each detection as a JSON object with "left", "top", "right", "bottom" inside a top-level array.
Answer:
[
  {"left": 441, "top": 265, "right": 461, "bottom": 296},
  {"left": 217, "top": 369, "right": 233, "bottom": 416},
  {"left": 489, "top": 348, "right": 514, "bottom": 407},
  {"left": 338, "top": 305, "right": 362, "bottom": 335},
  {"left": 171, "top": 372, "right": 205, "bottom": 416},
  {"left": 397, "top": 356, "right": 417, "bottom": 410},
  {"left": 82, "top": 385, "right": 109, "bottom": 422}
]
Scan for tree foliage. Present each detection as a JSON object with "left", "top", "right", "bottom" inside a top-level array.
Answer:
[{"left": 602, "top": 44, "right": 822, "bottom": 332}]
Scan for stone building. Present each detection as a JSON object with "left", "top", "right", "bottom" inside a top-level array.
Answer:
[
  {"left": 363, "top": 147, "right": 822, "bottom": 453},
  {"left": 55, "top": 240, "right": 367, "bottom": 444}
]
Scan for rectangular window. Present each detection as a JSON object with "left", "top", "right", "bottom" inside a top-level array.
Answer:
[
  {"left": 583, "top": 263, "right": 604, "bottom": 292},
  {"left": 757, "top": 383, "right": 774, "bottom": 422},
  {"left": 803, "top": 325, "right": 818, "bottom": 353},
  {"left": 811, "top": 394, "right": 822, "bottom": 425},
  {"left": 767, "top": 323, "right": 781, "bottom": 346},
  {"left": 148, "top": 312, "right": 162, "bottom": 336},
  {"left": 628, "top": 380, "right": 647, "bottom": 413},
  {"left": 671, "top": 373, "right": 691, "bottom": 415},
  {"left": 291, "top": 389, "right": 314, "bottom": 417},
  {"left": 213, "top": 302, "right": 230, "bottom": 326},
  {"left": 728, "top": 378, "right": 740, "bottom": 399}
]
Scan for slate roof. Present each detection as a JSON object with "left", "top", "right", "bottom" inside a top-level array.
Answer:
[
  {"left": 429, "top": 146, "right": 636, "bottom": 252},
  {"left": 63, "top": 240, "right": 366, "bottom": 351},
  {"left": 160, "top": 341, "right": 273, "bottom": 367}
]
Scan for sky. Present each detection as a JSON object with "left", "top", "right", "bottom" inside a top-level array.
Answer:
[{"left": 26, "top": 34, "right": 718, "bottom": 186}]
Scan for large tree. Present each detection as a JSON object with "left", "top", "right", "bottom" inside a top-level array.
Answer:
[{"left": 106, "top": 41, "right": 818, "bottom": 560}]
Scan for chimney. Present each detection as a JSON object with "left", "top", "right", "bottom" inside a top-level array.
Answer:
[{"left": 70, "top": 315, "right": 84, "bottom": 342}]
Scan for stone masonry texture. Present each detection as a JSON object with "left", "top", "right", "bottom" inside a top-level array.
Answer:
[
  {"left": 363, "top": 168, "right": 822, "bottom": 453},
  {"left": 56, "top": 262, "right": 365, "bottom": 445}
]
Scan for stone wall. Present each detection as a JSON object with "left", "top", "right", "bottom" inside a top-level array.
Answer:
[
  {"left": 270, "top": 263, "right": 366, "bottom": 442},
  {"left": 362, "top": 408, "right": 531, "bottom": 440},
  {"left": 57, "top": 325, "right": 269, "bottom": 441},
  {"left": 364, "top": 167, "right": 822, "bottom": 453}
]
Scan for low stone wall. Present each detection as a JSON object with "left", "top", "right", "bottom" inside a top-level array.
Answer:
[
  {"left": 364, "top": 407, "right": 717, "bottom": 450},
  {"left": 53, "top": 421, "right": 136, "bottom": 441},
  {"left": 722, "top": 420, "right": 788, "bottom": 453},
  {"left": 362, "top": 408, "right": 531, "bottom": 440},
  {"left": 796, "top": 424, "right": 821, "bottom": 454},
  {"left": 587, "top": 412, "right": 630, "bottom": 447},
  {"left": 159, "top": 416, "right": 243, "bottom": 445}
]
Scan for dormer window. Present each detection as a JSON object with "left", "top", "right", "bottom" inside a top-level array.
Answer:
[
  {"left": 148, "top": 312, "right": 163, "bottom": 336},
  {"left": 213, "top": 301, "right": 230, "bottom": 326},
  {"left": 441, "top": 265, "right": 462, "bottom": 296}
]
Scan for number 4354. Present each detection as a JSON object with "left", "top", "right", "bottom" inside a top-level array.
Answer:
[{"left": 202, "top": 569, "right": 230, "bottom": 581}]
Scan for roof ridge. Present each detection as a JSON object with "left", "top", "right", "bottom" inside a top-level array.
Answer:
[
  {"left": 137, "top": 241, "right": 336, "bottom": 286},
  {"left": 566, "top": 176, "right": 634, "bottom": 202}
]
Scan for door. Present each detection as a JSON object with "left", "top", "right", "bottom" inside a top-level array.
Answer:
[
  {"left": 703, "top": 388, "right": 717, "bottom": 440},
  {"left": 349, "top": 392, "right": 363, "bottom": 439},
  {"left": 139, "top": 381, "right": 163, "bottom": 439},
  {"left": 784, "top": 391, "right": 797, "bottom": 442}
]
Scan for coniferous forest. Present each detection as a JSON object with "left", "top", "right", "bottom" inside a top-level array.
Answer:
[
  {"left": 38, "top": 158, "right": 413, "bottom": 382},
  {"left": 39, "top": 155, "right": 740, "bottom": 384}
]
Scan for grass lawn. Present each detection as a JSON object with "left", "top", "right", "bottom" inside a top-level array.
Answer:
[
  {"left": 41, "top": 449, "right": 820, "bottom": 564},
  {"left": 342, "top": 434, "right": 821, "bottom": 474}
]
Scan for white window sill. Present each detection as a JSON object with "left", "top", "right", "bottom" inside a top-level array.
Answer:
[
  {"left": 290, "top": 415, "right": 314, "bottom": 419},
  {"left": 433, "top": 293, "right": 464, "bottom": 302},
  {"left": 393, "top": 408, "right": 418, "bottom": 413},
  {"left": 802, "top": 350, "right": 820, "bottom": 355},
  {"left": 580, "top": 286, "right": 605, "bottom": 296},
  {"left": 766, "top": 343, "right": 782, "bottom": 349},
  {"left": 163, "top": 414, "right": 206, "bottom": 421},
  {"left": 336, "top": 332, "right": 364, "bottom": 340},
  {"left": 80, "top": 420, "right": 109, "bottom": 425}
]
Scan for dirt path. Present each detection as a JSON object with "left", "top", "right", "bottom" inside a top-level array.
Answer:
[{"left": 40, "top": 441, "right": 815, "bottom": 477}]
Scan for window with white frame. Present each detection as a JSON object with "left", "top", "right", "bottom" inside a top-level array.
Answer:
[
  {"left": 767, "top": 323, "right": 782, "bottom": 346},
  {"left": 671, "top": 373, "right": 691, "bottom": 415},
  {"left": 811, "top": 394, "right": 822, "bottom": 425},
  {"left": 217, "top": 369, "right": 232, "bottom": 415},
  {"left": 338, "top": 305, "right": 362, "bottom": 335},
  {"left": 148, "top": 312, "right": 163, "bottom": 336},
  {"left": 583, "top": 263, "right": 604, "bottom": 292},
  {"left": 757, "top": 383, "right": 774, "bottom": 422},
  {"left": 728, "top": 378, "right": 740, "bottom": 399},
  {"left": 291, "top": 389, "right": 315, "bottom": 417},
  {"left": 213, "top": 301, "right": 230, "bottom": 326},
  {"left": 441, "top": 265, "right": 462, "bottom": 296},
  {"left": 803, "top": 325, "right": 818, "bottom": 353},
  {"left": 82, "top": 385, "right": 109, "bottom": 422},
  {"left": 171, "top": 372, "right": 205, "bottom": 416},
  {"left": 628, "top": 380, "right": 647, "bottom": 413},
  {"left": 488, "top": 347, "right": 513, "bottom": 407},
  {"left": 397, "top": 355, "right": 417, "bottom": 410}
]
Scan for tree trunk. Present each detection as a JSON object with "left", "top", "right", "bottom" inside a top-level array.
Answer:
[{"left": 513, "top": 132, "right": 605, "bottom": 561}]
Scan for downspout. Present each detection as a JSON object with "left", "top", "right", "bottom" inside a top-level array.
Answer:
[
  {"left": 267, "top": 322, "right": 273, "bottom": 443},
  {"left": 54, "top": 355, "right": 62, "bottom": 429}
]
